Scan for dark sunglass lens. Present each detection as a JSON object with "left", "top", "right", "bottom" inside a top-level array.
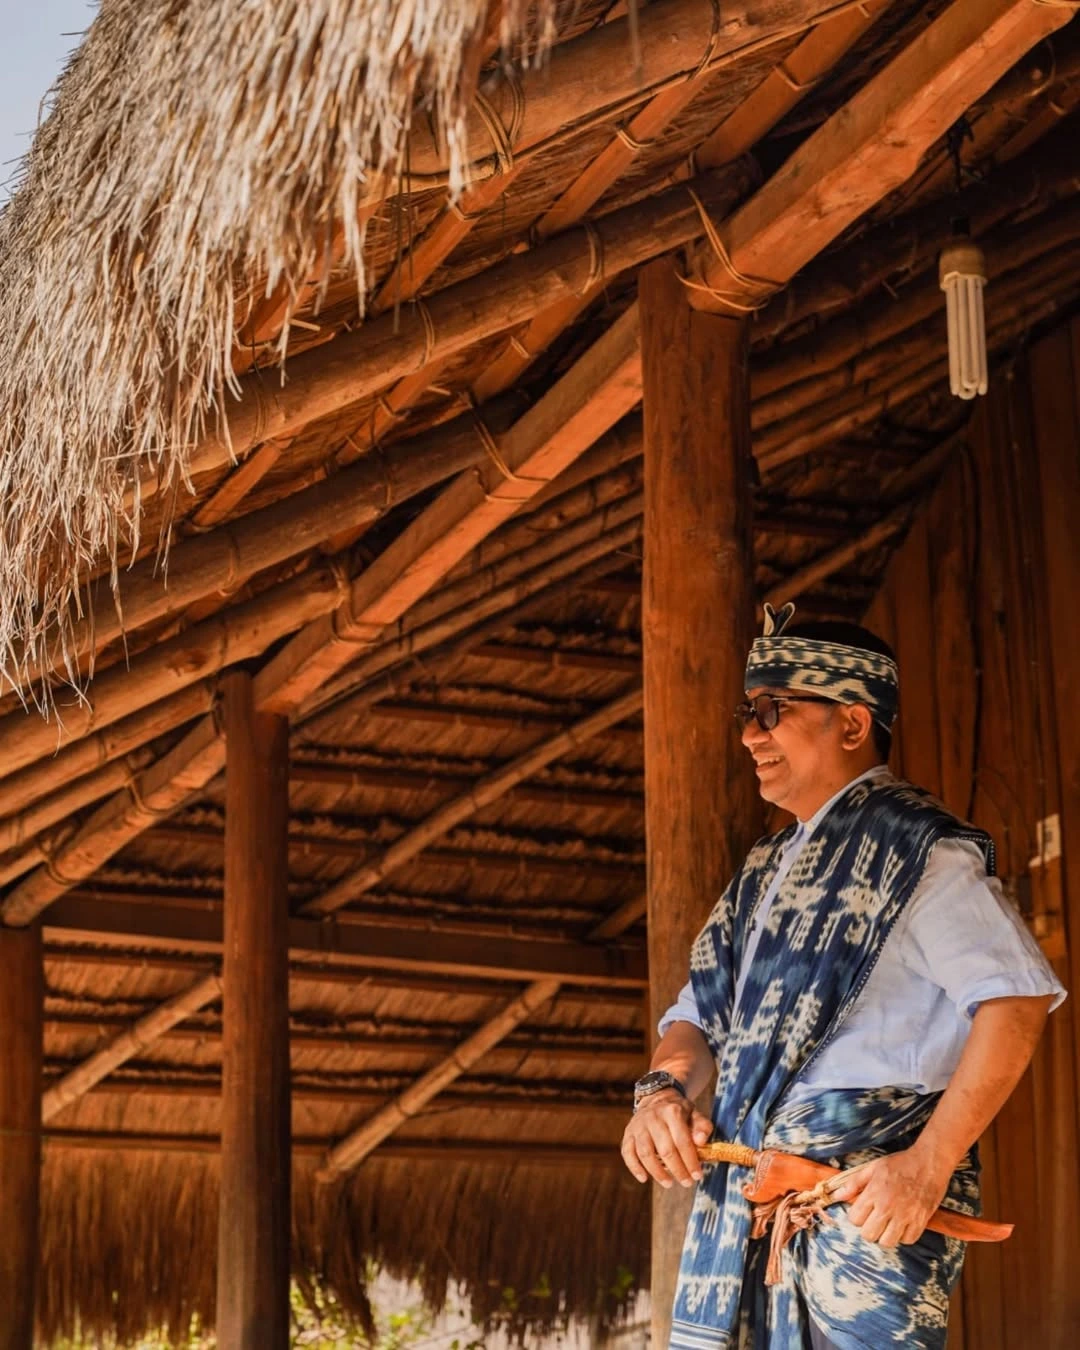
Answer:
[
  {"left": 734, "top": 702, "right": 754, "bottom": 726},
  {"left": 756, "top": 696, "right": 780, "bottom": 731}
]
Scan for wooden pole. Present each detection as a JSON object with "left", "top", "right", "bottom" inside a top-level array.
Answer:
[
  {"left": 638, "top": 259, "right": 761, "bottom": 1346},
  {"left": 216, "top": 671, "right": 291, "bottom": 1350},
  {"left": 0, "top": 921, "right": 43, "bottom": 1349}
]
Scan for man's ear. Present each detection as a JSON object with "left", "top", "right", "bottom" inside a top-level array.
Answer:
[{"left": 839, "top": 703, "right": 874, "bottom": 751}]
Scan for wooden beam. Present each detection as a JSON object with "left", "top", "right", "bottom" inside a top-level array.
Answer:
[
  {"left": 290, "top": 755, "right": 641, "bottom": 811},
  {"left": 0, "top": 922, "right": 42, "bottom": 1350},
  {"left": 12, "top": 405, "right": 497, "bottom": 697},
  {"left": 147, "top": 823, "right": 644, "bottom": 884},
  {"left": 690, "top": 0, "right": 1075, "bottom": 311},
  {"left": 255, "top": 302, "right": 643, "bottom": 712},
  {"left": 217, "top": 673, "right": 291, "bottom": 1350},
  {"left": 754, "top": 122, "right": 1080, "bottom": 341},
  {"left": 42, "top": 896, "right": 647, "bottom": 985},
  {"left": 695, "top": 0, "right": 890, "bottom": 169},
  {"left": 764, "top": 504, "right": 914, "bottom": 607},
  {"left": 302, "top": 684, "right": 643, "bottom": 916},
  {"left": 315, "top": 877, "right": 651, "bottom": 1180},
  {"left": 355, "top": 0, "right": 851, "bottom": 202},
  {"left": 181, "top": 173, "right": 742, "bottom": 486},
  {"left": 45, "top": 1072, "right": 632, "bottom": 1115},
  {"left": 1, "top": 708, "right": 228, "bottom": 928},
  {"left": 41, "top": 973, "right": 222, "bottom": 1123},
  {"left": 471, "top": 0, "right": 876, "bottom": 404},
  {"left": 0, "top": 684, "right": 213, "bottom": 822},
  {"left": 1, "top": 531, "right": 641, "bottom": 929},
  {"left": 316, "top": 979, "right": 563, "bottom": 1178},
  {"left": 638, "top": 258, "right": 762, "bottom": 1346},
  {"left": 45, "top": 1012, "right": 645, "bottom": 1062},
  {"left": 0, "top": 563, "right": 347, "bottom": 784},
  {"left": 44, "top": 944, "right": 646, "bottom": 1007},
  {"left": 43, "top": 1130, "right": 626, "bottom": 1166}
]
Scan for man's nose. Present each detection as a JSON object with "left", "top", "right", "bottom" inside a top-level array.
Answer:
[{"left": 741, "top": 718, "right": 766, "bottom": 749}]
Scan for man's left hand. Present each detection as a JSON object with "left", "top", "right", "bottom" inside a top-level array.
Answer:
[{"left": 829, "top": 1147, "right": 954, "bottom": 1248}]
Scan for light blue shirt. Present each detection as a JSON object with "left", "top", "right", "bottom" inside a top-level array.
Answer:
[{"left": 659, "top": 767, "right": 1066, "bottom": 1105}]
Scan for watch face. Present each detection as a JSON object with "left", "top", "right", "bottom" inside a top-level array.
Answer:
[{"left": 635, "top": 1070, "right": 675, "bottom": 1094}]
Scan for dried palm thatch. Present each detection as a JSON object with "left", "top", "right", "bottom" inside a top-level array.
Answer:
[
  {"left": 0, "top": 0, "right": 547, "bottom": 703},
  {"left": 38, "top": 1149, "right": 647, "bottom": 1344}
]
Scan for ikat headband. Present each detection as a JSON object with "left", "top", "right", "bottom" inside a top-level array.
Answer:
[{"left": 744, "top": 601, "right": 900, "bottom": 728}]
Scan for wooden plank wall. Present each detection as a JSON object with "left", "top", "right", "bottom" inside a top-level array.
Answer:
[{"left": 863, "top": 319, "right": 1080, "bottom": 1349}]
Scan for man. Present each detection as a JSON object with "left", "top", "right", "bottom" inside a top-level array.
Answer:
[{"left": 621, "top": 604, "right": 1064, "bottom": 1350}]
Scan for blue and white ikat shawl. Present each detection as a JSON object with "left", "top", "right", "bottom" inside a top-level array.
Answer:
[{"left": 670, "top": 776, "right": 993, "bottom": 1350}]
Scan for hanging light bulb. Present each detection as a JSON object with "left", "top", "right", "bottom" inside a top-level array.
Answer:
[{"left": 939, "top": 240, "right": 988, "bottom": 400}]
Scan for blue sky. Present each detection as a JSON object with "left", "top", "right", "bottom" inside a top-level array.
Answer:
[{"left": 1, "top": 1, "right": 98, "bottom": 201}]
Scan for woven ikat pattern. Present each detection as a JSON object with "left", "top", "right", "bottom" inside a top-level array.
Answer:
[
  {"left": 671, "top": 778, "right": 992, "bottom": 1349},
  {"left": 744, "top": 635, "right": 900, "bottom": 728}
]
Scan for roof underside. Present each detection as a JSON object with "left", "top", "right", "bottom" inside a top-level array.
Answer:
[{"left": 1, "top": 0, "right": 1079, "bottom": 1340}]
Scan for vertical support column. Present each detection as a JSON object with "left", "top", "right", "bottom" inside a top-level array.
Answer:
[
  {"left": 217, "top": 671, "right": 291, "bottom": 1350},
  {"left": 639, "top": 259, "right": 761, "bottom": 1347},
  {"left": 0, "top": 922, "right": 43, "bottom": 1350}
]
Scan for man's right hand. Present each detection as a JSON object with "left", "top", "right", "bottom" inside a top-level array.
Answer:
[{"left": 620, "top": 1088, "right": 713, "bottom": 1189}]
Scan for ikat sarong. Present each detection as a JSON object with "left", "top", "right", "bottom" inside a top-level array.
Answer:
[{"left": 670, "top": 777, "right": 993, "bottom": 1350}]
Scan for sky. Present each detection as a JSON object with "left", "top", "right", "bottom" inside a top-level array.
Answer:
[{"left": 0, "top": 1, "right": 98, "bottom": 201}]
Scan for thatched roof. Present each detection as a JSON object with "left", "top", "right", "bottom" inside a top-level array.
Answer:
[
  {"left": 0, "top": 0, "right": 540, "bottom": 697},
  {"left": 2, "top": 0, "right": 1079, "bottom": 1341}
]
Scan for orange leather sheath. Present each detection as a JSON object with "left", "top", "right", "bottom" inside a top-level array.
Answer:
[{"left": 742, "top": 1149, "right": 1013, "bottom": 1243}]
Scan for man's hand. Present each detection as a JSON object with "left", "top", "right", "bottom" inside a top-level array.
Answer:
[
  {"left": 620, "top": 1089, "right": 713, "bottom": 1189},
  {"left": 830, "top": 1146, "right": 954, "bottom": 1247}
]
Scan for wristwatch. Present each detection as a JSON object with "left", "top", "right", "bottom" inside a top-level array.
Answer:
[{"left": 633, "top": 1069, "right": 686, "bottom": 1112}]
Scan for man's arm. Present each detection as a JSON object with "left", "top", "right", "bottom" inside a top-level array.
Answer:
[
  {"left": 620, "top": 1021, "right": 716, "bottom": 1189},
  {"left": 832, "top": 993, "right": 1055, "bottom": 1246}
]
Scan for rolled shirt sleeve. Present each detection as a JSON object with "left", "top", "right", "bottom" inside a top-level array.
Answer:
[
  {"left": 657, "top": 979, "right": 705, "bottom": 1039},
  {"left": 898, "top": 838, "right": 1067, "bottom": 1018}
]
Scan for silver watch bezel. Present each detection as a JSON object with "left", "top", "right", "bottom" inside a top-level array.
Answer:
[{"left": 633, "top": 1069, "right": 685, "bottom": 1111}]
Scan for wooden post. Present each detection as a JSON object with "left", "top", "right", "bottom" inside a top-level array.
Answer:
[
  {"left": 0, "top": 922, "right": 43, "bottom": 1349},
  {"left": 216, "top": 671, "right": 291, "bottom": 1350},
  {"left": 639, "top": 258, "right": 761, "bottom": 1346}
]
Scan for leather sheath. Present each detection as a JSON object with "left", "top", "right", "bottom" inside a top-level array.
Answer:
[{"left": 742, "top": 1149, "right": 1013, "bottom": 1243}]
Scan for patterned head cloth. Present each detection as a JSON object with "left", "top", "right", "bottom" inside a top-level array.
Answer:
[{"left": 744, "top": 601, "right": 900, "bottom": 728}]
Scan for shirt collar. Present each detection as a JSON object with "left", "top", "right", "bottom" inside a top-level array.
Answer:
[{"left": 798, "top": 765, "right": 893, "bottom": 837}]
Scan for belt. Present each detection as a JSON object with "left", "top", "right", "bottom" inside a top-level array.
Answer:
[{"left": 697, "top": 1141, "right": 1012, "bottom": 1285}]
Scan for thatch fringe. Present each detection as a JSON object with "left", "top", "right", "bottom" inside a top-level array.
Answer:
[
  {"left": 0, "top": 0, "right": 542, "bottom": 702},
  {"left": 37, "top": 1149, "right": 648, "bottom": 1344}
]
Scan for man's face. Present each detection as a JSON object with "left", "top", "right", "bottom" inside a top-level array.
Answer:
[{"left": 741, "top": 685, "right": 846, "bottom": 813}]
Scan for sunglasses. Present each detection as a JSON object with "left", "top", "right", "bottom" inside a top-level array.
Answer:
[{"left": 734, "top": 693, "right": 838, "bottom": 732}]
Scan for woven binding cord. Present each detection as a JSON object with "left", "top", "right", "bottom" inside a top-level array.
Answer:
[
  {"left": 690, "top": 0, "right": 723, "bottom": 80},
  {"left": 679, "top": 188, "right": 782, "bottom": 314},
  {"left": 616, "top": 123, "right": 658, "bottom": 154},
  {"left": 472, "top": 65, "right": 526, "bottom": 177},
  {"left": 411, "top": 299, "right": 436, "bottom": 373},
  {"left": 774, "top": 61, "right": 818, "bottom": 94},
  {"left": 578, "top": 221, "right": 605, "bottom": 297},
  {"left": 465, "top": 399, "right": 550, "bottom": 503},
  {"left": 40, "top": 830, "right": 86, "bottom": 889}
]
